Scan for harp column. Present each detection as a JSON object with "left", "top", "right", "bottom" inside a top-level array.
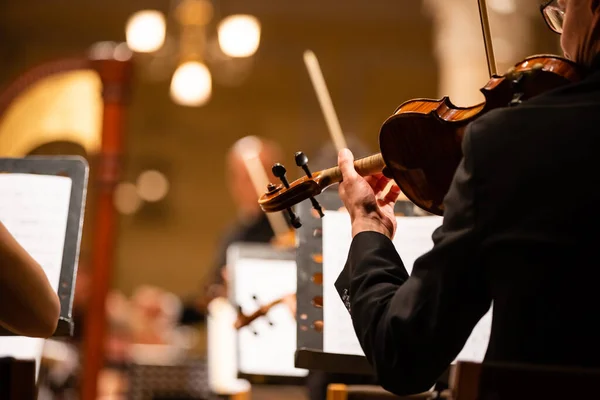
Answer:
[
  {"left": 423, "top": 0, "right": 535, "bottom": 106},
  {"left": 80, "top": 56, "right": 133, "bottom": 400}
]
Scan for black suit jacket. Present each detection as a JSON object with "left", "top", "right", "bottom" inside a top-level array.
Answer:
[{"left": 335, "top": 58, "right": 600, "bottom": 395}]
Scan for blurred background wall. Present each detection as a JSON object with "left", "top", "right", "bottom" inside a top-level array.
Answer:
[{"left": 0, "top": 0, "right": 560, "bottom": 300}]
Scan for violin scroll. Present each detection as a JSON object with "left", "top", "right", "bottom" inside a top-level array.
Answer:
[{"left": 265, "top": 153, "right": 326, "bottom": 225}]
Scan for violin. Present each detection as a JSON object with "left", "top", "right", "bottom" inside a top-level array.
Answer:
[
  {"left": 258, "top": 0, "right": 585, "bottom": 217},
  {"left": 234, "top": 293, "right": 296, "bottom": 330}
]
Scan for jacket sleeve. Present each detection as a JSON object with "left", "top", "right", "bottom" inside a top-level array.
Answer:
[{"left": 334, "top": 126, "right": 492, "bottom": 395}]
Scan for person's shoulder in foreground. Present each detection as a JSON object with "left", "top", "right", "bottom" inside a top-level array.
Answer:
[
  {"left": 0, "top": 221, "right": 60, "bottom": 337},
  {"left": 334, "top": 69, "right": 600, "bottom": 395}
]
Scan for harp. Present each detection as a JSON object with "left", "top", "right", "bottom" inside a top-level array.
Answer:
[{"left": 0, "top": 45, "right": 133, "bottom": 400}]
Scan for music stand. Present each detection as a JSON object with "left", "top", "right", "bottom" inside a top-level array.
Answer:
[
  {"left": 295, "top": 187, "right": 491, "bottom": 394},
  {"left": 0, "top": 156, "right": 88, "bottom": 337},
  {"left": 227, "top": 243, "right": 309, "bottom": 385},
  {"left": 294, "top": 188, "right": 418, "bottom": 375}
]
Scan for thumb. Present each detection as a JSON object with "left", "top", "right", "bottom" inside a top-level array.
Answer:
[{"left": 338, "top": 148, "right": 358, "bottom": 180}]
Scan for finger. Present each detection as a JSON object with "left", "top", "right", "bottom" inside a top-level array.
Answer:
[
  {"left": 382, "top": 183, "right": 402, "bottom": 204},
  {"left": 364, "top": 175, "right": 380, "bottom": 188},
  {"left": 364, "top": 173, "right": 385, "bottom": 187},
  {"left": 371, "top": 175, "right": 391, "bottom": 195},
  {"left": 338, "top": 149, "right": 358, "bottom": 180},
  {"left": 365, "top": 173, "right": 384, "bottom": 181}
]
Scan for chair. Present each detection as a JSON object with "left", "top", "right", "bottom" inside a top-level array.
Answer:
[
  {"left": 447, "top": 360, "right": 600, "bottom": 400},
  {"left": 327, "top": 383, "right": 436, "bottom": 400}
]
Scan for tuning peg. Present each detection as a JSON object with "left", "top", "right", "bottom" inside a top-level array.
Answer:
[
  {"left": 295, "top": 151, "right": 312, "bottom": 177},
  {"left": 272, "top": 163, "right": 303, "bottom": 227},
  {"left": 251, "top": 295, "right": 275, "bottom": 327},
  {"left": 294, "top": 151, "right": 324, "bottom": 218},
  {"left": 286, "top": 208, "right": 302, "bottom": 229},
  {"left": 272, "top": 163, "right": 290, "bottom": 188},
  {"left": 310, "top": 198, "right": 324, "bottom": 218}
]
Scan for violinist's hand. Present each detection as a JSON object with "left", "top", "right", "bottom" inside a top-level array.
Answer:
[{"left": 338, "top": 149, "right": 401, "bottom": 240}]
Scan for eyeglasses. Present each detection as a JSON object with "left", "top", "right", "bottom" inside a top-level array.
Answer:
[{"left": 540, "top": 0, "right": 565, "bottom": 34}]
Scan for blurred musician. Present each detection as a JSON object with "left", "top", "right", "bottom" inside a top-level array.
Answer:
[
  {"left": 181, "top": 136, "right": 285, "bottom": 323},
  {"left": 185, "top": 134, "right": 377, "bottom": 400},
  {"left": 0, "top": 220, "right": 60, "bottom": 337},
  {"left": 335, "top": 0, "right": 600, "bottom": 395}
]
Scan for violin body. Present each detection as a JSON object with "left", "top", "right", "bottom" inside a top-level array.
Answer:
[{"left": 380, "top": 55, "right": 584, "bottom": 215}]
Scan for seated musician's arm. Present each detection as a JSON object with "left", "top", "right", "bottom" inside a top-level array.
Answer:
[
  {"left": 335, "top": 126, "right": 491, "bottom": 395},
  {"left": 0, "top": 221, "right": 61, "bottom": 337}
]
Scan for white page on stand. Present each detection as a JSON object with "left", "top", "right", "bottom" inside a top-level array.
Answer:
[
  {"left": 0, "top": 174, "right": 72, "bottom": 371},
  {"left": 322, "top": 210, "right": 492, "bottom": 362},
  {"left": 232, "top": 258, "right": 308, "bottom": 377}
]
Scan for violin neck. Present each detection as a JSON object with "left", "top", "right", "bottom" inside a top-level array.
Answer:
[{"left": 318, "top": 153, "right": 385, "bottom": 188}]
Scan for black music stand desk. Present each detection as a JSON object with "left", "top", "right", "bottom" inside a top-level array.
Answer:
[{"left": 0, "top": 156, "right": 88, "bottom": 337}]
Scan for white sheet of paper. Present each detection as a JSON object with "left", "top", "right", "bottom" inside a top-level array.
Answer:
[
  {"left": 232, "top": 257, "right": 308, "bottom": 377},
  {"left": 0, "top": 173, "right": 72, "bottom": 364},
  {"left": 322, "top": 210, "right": 492, "bottom": 362}
]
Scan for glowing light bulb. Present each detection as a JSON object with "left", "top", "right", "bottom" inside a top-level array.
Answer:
[
  {"left": 125, "top": 10, "right": 166, "bottom": 53},
  {"left": 218, "top": 15, "right": 261, "bottom": 58},
  {"left": 170, "top": 61, "right": 212, "bottom": 106}
]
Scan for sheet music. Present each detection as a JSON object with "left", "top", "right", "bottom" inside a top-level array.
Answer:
[
  {"left": 0, "top": 173, "right": 72, "bottom": 363},
  {"left": 231, "top": 257, "right": 308, "bottom": 377},
  {"left": 322, "top": 210, "right": 492, "bottom": 362}
]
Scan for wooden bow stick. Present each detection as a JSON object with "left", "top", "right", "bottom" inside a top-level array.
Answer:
[{"left": 303, "top": 49, "right": 405, "bottom": 200}]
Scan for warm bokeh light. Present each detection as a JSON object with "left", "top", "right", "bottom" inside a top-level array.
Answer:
[
  {"left": 488, "top": 0, "right": 516, "bottom": 14},
  {"left": 233, "top": 135, "right": 263, "bottom": 160},
  {"left": 0, "top": 70, "right": 103, "bottom": 156},
  {"left": 113, "top": 42, "right": 133, "bottom": 61},
  {"left": 114, "top": 182, "right": 142, "bottom": 215},
  {"left": 125, "top": 10, "right": 166, "bottom": 53},
  {"left": 170, "top": 61, "right": 212, "bottom": 106},
  {"left": 136, "top": 170, "right": 170, "bottom": 202},
  {"left": 217, "top": 15, "right": 261, "bottom": 58}
]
